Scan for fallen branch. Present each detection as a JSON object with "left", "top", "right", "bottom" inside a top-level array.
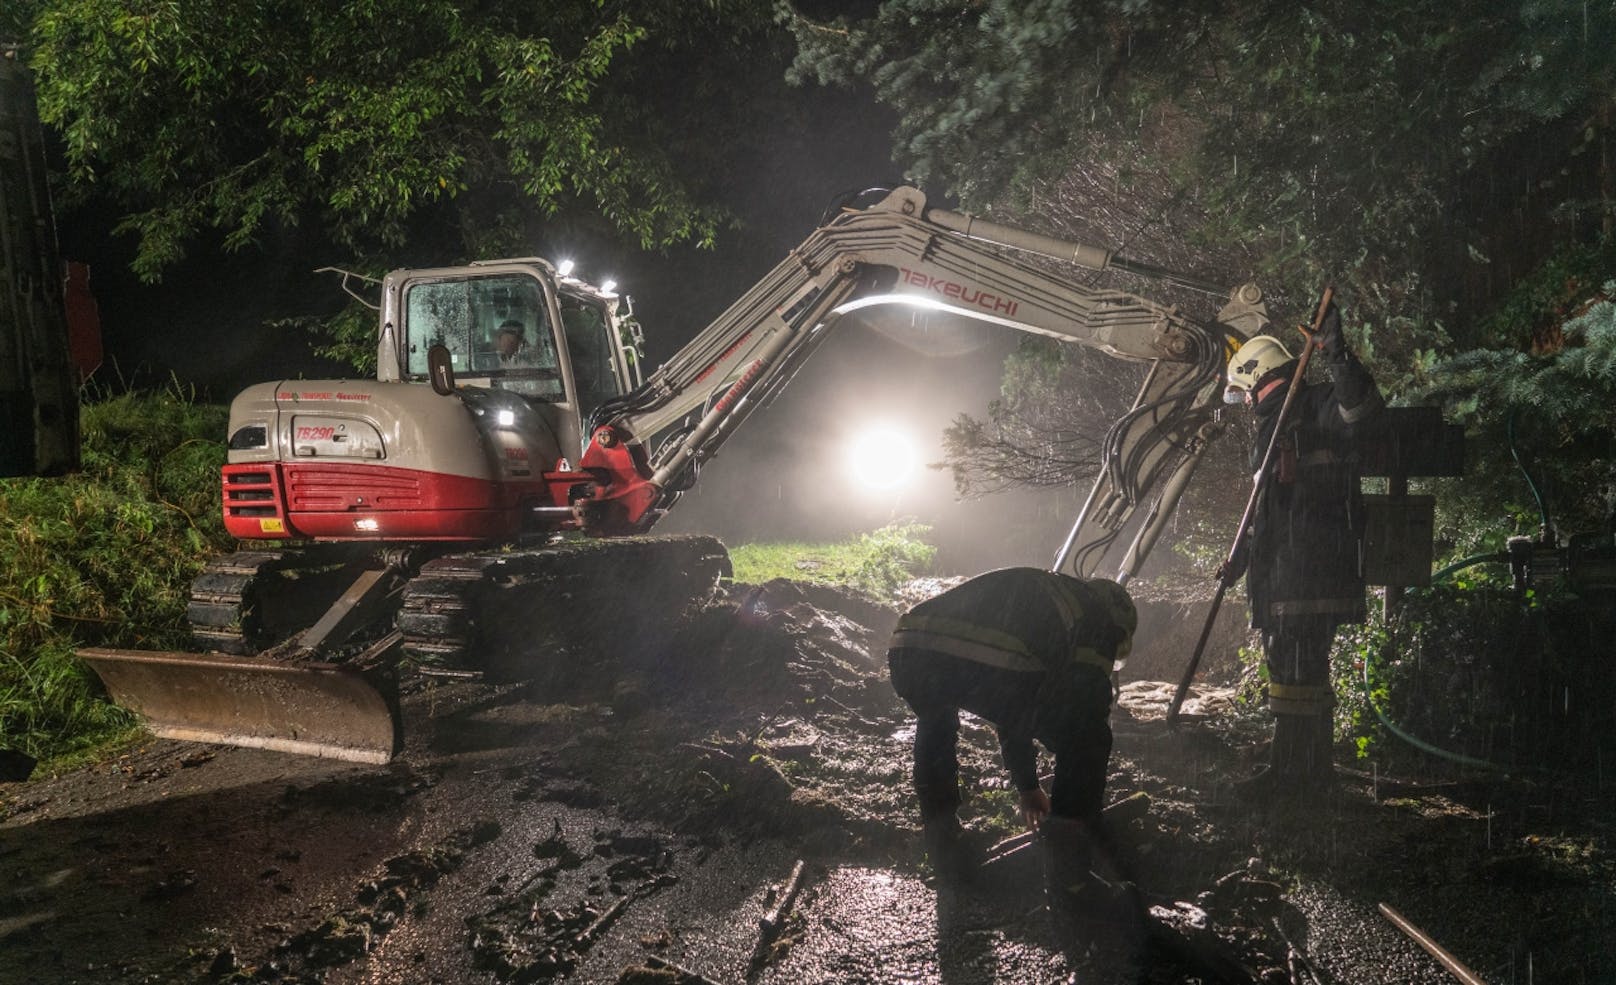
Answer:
[
  {"left": 1270, "top": 916, "right": 1330, "bottom": 985},
  {"left": 1377, "top": 902, "right": 1489, "bottom": 985},
  {"left": 749, "top": 859, "right": 808, "bottom": 972},
  {"left": 644, "top": 954, "right": 728, "bottom": 985},
  {"left": 576, "top": 894, "right": 628, "bottom": 950}
]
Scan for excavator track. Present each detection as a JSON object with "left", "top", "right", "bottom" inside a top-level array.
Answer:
[
  {"left": 185, "top": 548, "right": 393, "bottom": 656},
  {"left": 185, "top": 550, "right": 297, "bottom": 655},
  {"left": 397, "top": 534, "right": 731, "bottom": 682},
  {"left": 81, "top": 535, "right": 729, "bottom": 764}
]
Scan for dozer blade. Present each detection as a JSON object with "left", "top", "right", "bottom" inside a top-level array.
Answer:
[{"left": 78, "top": 641, "right": 402, "bottom": 764}]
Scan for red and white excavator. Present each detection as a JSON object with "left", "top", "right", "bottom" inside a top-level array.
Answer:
[{"left": 80, "top": 185, "right": 1274, "bottom": 763}]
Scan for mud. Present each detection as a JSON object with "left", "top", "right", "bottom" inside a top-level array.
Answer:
[{"left": 3, "top": 577, "right": 1613, "bottom": 984}]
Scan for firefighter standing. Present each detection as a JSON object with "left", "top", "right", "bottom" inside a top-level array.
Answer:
[
  {"left": 886, "top": 567, "right": 1136, "bottom": 898},
  {"left": 1221, "top": 302, "right": 1384, "bottom": 789}
]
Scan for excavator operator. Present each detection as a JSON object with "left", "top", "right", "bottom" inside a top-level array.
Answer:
[
  {"left": 886, "top": 568, "right": 1136, "bottom": 908},
  {"left": 1221, "top": 301, "right": 1384, "bottom": 792}
]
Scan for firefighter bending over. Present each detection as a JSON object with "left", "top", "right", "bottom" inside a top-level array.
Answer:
[
  {"left": 1222, "top": 301, "right": 1384, "bottom": 791},
  {"left": 886, "top": 568, "right": 1136, "bottom": 901}
]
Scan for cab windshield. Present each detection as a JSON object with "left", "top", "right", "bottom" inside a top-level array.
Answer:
[{"left": 403, "top": 273, "right": 564, "bottom": 400}]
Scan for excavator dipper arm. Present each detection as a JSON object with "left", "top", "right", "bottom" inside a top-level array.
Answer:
[{"left": 579, "top": 187, "right": 1270, "bottom": 582}]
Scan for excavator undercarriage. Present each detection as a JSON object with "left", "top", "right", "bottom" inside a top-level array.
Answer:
[{"left": 81, "top": 536, "right": 730, "bottom": 763}]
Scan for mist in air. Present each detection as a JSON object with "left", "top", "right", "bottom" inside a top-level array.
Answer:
[{"left": 656, "top": 308, "right": 1087, "bottom": 576}]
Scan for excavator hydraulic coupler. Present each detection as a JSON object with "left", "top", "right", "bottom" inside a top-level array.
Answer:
[{"left": 78, "top": 636, "right": 403, "bottom": 764}]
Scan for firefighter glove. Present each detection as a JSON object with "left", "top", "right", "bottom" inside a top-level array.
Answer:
[
  {"left": 1216, "top": 540, "right": 1249, "bottom": 584},
  {"left": 1316, "top": 301, "right": 1347, "bottom": 361}
]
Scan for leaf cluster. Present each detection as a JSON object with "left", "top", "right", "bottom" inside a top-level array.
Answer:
[
  {"left": 18, "top": 0, "right": 778, "bottom": 280},
  {"left": 1334, "top": 581, "right": 1612, "bottom": 775},
  {"left": 784, "top": 0, "right": 1616, "bottom": 362},
  {"left": 1421, "top": 249, "right": 1616, "bottom": 542},
  {"left": 0, "top": 388, "right": 231, "bottom": 760}
]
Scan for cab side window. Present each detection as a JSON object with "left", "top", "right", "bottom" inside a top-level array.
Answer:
[{"left": 560, "top": 299, "right": 618, "bottom": 411}]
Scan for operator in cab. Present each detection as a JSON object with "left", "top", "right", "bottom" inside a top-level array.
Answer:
[
  {"left": 886, "top": 568, "right": 1135, "bottom": 912},
  {"left": 494, "top": 318, "right": 533, "bottom": 366},
  {"left": 1221, "top": 300, "right": 1384, "bottom": 793}
]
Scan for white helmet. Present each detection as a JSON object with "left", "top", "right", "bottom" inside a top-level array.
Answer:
[
  {"left": 1225, "top": 335, "right": 1294, "bottom": 401},
  {"left": 1083, "top": 577, "right": 1136, "bottom": 637},
  {"left": 1083, "top": 577, "right": 1137, "bottom": 669}
]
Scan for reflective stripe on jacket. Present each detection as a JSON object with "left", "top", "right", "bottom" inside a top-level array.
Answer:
[{"left": 889, "top": 568, "right": 1115, "bottom": 676}]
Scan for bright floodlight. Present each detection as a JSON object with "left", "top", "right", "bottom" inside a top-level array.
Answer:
[
  {"left": 847, "top": 426, "right": 919, "bottom": 491},
  {"left": 557, "top": 259, "right": 575, "bottom": 277},
  {"left": 600, "top": 279, "right": 618, "bottom": 295}
]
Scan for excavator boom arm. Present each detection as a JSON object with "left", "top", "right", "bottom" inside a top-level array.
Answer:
[{"left": 586, "top": 186, "right": 1270, "bottom": 581}]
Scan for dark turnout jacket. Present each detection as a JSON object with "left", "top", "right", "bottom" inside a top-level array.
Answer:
[
  {"left": 889, "top": 568, "right": 1121, "bottom": 679},
  {"left": 887, "top": 568, "right": 1124, "bottom": 796},
  {"left": 1244, "top": 350, "right": 1384, "bottom": 629}
]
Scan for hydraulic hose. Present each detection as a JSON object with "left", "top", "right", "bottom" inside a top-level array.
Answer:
[
  {"left": 1507, "top": 410, "right": 1552, "bottom": 534},
  {"left": 1357, "top": 652, "right": 1507, "bottom": 771},
  {"left": 1429, "top": 551, "right": 1509, "bottom": 583}
]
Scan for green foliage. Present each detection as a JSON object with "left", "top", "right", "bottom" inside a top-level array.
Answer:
[
  {"left": 783, "top": 0, "right": 1122, "bottom": 205},
  {"left": 1473, "top": 240, "right": 1616, "bottom": 350},
  {"left": 784, "top": 0, "right": 1616, "bottom": 395},
  {"left": 1423, "top": 265, "right": 1616, "bottom": 542},
  {"left": 19, "top": 0, "right": 779, "bottom": 281},
  {"left": 1330, "top": 581, "right": 1611, "bottom": 772},
  {"left": 728, "top": 523, "right": 937, "bottom": 596},
  {"left": 306, "top": 305, "right": 381, "bottom": 377},
  {"left": 0, "top": 388, "right": 231, "bottom": 760}
]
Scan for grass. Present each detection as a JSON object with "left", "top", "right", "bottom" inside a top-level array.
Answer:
[
  {"left": 727, "top": 522, "right": 937, "bottom": 597},
  {"left": 0, "top": 386, "right": 232, "bottom": 762}
]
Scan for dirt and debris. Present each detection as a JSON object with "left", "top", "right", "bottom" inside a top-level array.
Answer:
[{"left": 2, "top": 575, "right": 1614, "bottom": 984}]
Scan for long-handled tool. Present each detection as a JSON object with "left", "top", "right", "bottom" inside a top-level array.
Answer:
[{"left": 1165, "top": 286, "right": 1334, "bottom": 726}]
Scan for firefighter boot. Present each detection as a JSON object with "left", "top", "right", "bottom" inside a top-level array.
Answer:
[
  {"left": 922, "top": 815, "right": 977, "bottom": 885},
  {"left": 1041, "top": 816, "right": 1146, "bottom": 953},
  {"left": 1271, "top": 711, "right": 1335, "bottom": 787},
  {"left": 1040, "top": 815, "right": 1095, "bottom": 933}
]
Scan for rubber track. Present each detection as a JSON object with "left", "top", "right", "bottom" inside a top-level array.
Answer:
[
  {"left": 185, "top": 551, "right": 294, "bottom": 655},
  {"left": 396, "top": 535, "right": 730, "bottom": 679}
]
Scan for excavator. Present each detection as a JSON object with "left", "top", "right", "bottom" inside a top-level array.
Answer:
[{"left": 78, "top": 185, "right": 1274, "bottom": 764}]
